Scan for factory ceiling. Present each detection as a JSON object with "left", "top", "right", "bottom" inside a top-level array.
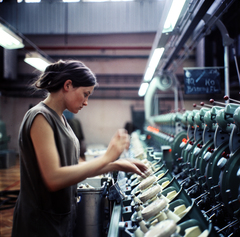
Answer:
[{"left": 0, "top": 0, "right": 240, "bottom": 102}]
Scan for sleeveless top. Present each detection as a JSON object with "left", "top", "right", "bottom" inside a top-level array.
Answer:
[{"left": 12, "top": 102, "right": 80, "bottom": 237}]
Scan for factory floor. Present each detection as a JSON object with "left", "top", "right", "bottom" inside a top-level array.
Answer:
[{"left": 0, "top": 157, "right": 20, "bottom": 237}]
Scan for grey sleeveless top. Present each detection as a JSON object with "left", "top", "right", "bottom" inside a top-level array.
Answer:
[{"left": 12, "top": 102, "right": 80, "bottom": 237}]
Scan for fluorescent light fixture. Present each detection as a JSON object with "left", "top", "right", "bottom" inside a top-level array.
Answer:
[
  {"left": 138, "top": 83, "right": 149, "bottom": 97},
  {"left": 82, "top": 0, "right": 132, "bottom": 1},
  {"left": 163, "top": 0, "right": 186, "bottom": 33},
  {"left": 144, "top": 47, "right": 164, "bottom": 82},
  {"left": 63, "top": 0, "right": 80, "bottom": 2},
  {"left": 0, "top": 23, "right": 24, "bottom": 49},
  {"left": 25, "top": 0, "right": 41, "bottom": 2},
  {"left": 149, "top": 48, "right": 164, "bottom": 69},
  {"left": 24, "top": 52, "right": 51, "bottom": 72},
  {"left": 144, "top": 67, "right": 155, "bottom": 82},
  {"left": 82, "top": 0, "right": 107, "bottom": 2}
]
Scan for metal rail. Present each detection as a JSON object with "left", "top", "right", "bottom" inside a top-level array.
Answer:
[{"left": 107, "top": 202, "right": 122, "bottom": 237}]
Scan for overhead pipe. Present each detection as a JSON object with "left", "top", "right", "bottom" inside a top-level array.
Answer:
[
  {"left": 144, "top": 72, "right": 178, "bottom": 125},
  {"left": 203, "top": 13, "right": 234, "bottom": 101}
]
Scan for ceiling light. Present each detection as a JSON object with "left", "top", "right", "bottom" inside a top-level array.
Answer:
[
  {"left": 144, "top": 47, "right": 164, "bottom": 82},
  {"left": 82, "top": 0, "right": 108, "bottom": 2},
  {"left": 0, "top": 23, "right": 24, "bottom": 49},
  {"left": 138, "top": 83, "right": 149, "bottom": 97},
  {"left": 25, "top": 0, "right": 41, "bottom": 2},
  {"left": 24, "top": 52, "right": 51, "bottom": 72},
  {"left": 149, "top": 48, "right": 164, "bottom": 69},
  {"left": 63, "top": 0, "right": 80, "bottom": 2},
  {"left": 82, "top": 0, "right": 133, "bottom": 2},
  {"left": 163, "top": 0, "right": 186, "bottom": 33},
  {"left": 144, "top": 67, "right": 155, "bottom": 82}
]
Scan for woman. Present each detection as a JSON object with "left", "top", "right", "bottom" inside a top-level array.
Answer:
[{"left": 12, "top": 60, "right": 147, "bottom": 237}]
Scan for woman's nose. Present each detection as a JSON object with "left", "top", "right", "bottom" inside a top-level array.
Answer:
[{"left": 83, "top": 100, "right": 88, "bottom": 106}]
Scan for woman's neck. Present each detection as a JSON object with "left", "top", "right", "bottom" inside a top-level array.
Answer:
[{"left": 43, "top": 94, "right": 65, "bottom": 118}]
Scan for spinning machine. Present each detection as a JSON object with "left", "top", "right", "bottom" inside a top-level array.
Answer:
[{"left": 106, "top": 98, "right": 240, "bottom": 237}]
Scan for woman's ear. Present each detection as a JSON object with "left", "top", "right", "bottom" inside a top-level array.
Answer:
[{"left": 63, "top": 80, "right": 73, "bottom": 91}]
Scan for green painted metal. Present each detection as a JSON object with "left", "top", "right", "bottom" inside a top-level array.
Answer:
[
  {"left": 205, "top": 141, "right": 229, "bottom": 193},
  {"left": 219, "top": 146, "right": 240, "bottom": 215},
  {"left": 195, "top": 139, "right": 214, "bottom": 176}
]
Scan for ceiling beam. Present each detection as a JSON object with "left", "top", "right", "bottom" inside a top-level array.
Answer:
[{"left": 163, "top": 0, "right": 215, "bottom": 70}]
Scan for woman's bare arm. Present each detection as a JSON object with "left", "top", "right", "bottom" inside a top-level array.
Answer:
[
  {"left": 30, "top": 114, "right": 136, "bottom": 192},
  {"left": 79, "top": 158, "right": 148, "bottom": 177}
]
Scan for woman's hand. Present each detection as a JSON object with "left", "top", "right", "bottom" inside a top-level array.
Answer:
[
  {"left": 104, "top": 129, "right": 130, "bottom": 163},
  {"left": 113, "top": 159, "right": 148, "bottom": 177},
  {"left": 125, "top": 158, "right": 149, "bottom": 174}
]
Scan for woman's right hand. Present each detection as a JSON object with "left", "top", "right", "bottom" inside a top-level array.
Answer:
[{"left": 104, "top": 129, "right": 130, "bottom": 163}]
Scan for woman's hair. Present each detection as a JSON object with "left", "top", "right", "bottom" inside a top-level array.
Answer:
[{"left": 33, "top": 60, "right": 97, "bottom": 93}]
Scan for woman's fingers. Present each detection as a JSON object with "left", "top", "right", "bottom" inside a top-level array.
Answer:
[
  {"left": 126, "top": 158, "right": 148, "bottom": 173},
  {"left": 118, "top": 129, "right": 130, "bottom": 148},
  {"left": 115, "top": 159, "right": 148, "bottom": 177},
  {"left": 105, "top": 129, "right": 130, "bottom": 163}
]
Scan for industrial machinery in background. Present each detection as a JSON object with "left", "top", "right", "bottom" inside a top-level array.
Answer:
[
  {"left": 0, "top": 118, "right": 16, "bottom": 168},
  {"left": 105, "top": 95, "right": 240, "bottom": 237},
  {"left": 104, "top": 12, "right": 240, "bottom": 232},
  {"left": 101, "top": 1, "right": 239, "bottom": 235},
  {"left": 0, "top": 119, "right": 18, "bottom": 211}
]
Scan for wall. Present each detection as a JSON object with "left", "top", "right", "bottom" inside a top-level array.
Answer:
[
  {"left": 75, "top": 99, "right": 137, "bottom": 147},
  {"left": 0, "top": 96, "right": 139, "bottom": 152}
]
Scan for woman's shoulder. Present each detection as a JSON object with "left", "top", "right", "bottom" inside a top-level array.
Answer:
[
  {"left": 25, "top": 102, "right": 56, "bottom": 119},
  {"left": 22, "top": 102, "right": 57, "bottom": 130}
]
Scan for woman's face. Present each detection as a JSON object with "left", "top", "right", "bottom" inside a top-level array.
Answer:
[{"left": 65, "top": 84, "right": 95, "bottom": 113}]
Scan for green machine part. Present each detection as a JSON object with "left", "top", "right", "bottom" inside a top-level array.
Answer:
[
  {"left": 153, "top": 112, "right": 184, "bottom": 135},
  {"left": 204, "top": 139, "right": 229, "bottom": 194},
  {"left": 195, "top": 139, "right": 214, "bottom": 177},
  {"left": 205, "top": 105, "right": 239, "bottom": 189},
  {"left": 188, "top": 139, "right": 203, "bottom": 168},
  {"left": 183, "top": 108, "right": 210, "bottom": 169},
  {"left": 194, "top": 106, "right": 223, "bottom": 177},
  {"left": 170, "top": 131, "right": 187, "bottom": 166},
  {"left": 231, "top": 106, "right": 240, "bottom": 153},
  {"left": 180, "top": 137, "right": 194, "bottom": 164},
  {"left": 204, "top": 113, "right": 231, "bottom": 193},
  {"left": 179, "top": 110, "right": 199, "bottom": 164},
  {"left": 144, "top": 110, "right": 188, "bottom": 171},
  {"left": 219, "top": 146, "right": 240, "bottom": 216},
  {"left": 187, "top": 127, "right": 204, "bottom": 167},
  {"left": 218, "top": 107, "right": 240, "bottom": 216},
  {"left": 145, "top": 129, "right": 187, "bottom": 172}
]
